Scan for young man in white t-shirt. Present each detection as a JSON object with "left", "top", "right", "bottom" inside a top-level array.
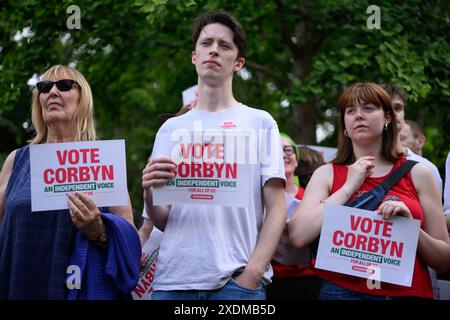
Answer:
[{"left": 142, "top": 10, "right": 286, "bottom": 300}]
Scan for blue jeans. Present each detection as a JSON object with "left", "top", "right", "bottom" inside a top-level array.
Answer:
[
  {"left": 152, "top": 277, "right": 266, "bottom": 300},
  {"left": 319, "top": 280, "right": 394, "bottom": 300}
]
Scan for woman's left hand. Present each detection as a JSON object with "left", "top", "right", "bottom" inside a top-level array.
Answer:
[
  {"left": 68, "top": 192, "right": 105, "bottom": 240},
  {"left": 376, "top": 200, "right": 413, "bottom": 220}
]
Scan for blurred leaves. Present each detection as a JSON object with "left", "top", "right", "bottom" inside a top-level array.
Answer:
[{"left": 1, "top": 0, "right": 449, "bottom": 219}]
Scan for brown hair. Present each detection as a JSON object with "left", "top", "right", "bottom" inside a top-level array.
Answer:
[
  {"left": 157, "top": 103, "right": 193, "bottom": 127},
  {"left": 333, "top": 82, "right": 402, "bottom": 165},
  {"left": 192, "top": 10, "right": 247, "bottom": 59},
  {"left": 29, "top": 65, "right": 96, "bottom": 144},
  {"left": 405, "top": 119, "right": 424, "bottom": 138},
  {"left": 295, "top": 146, "right": 325, "bottom": 188},
  {"left": 380, "top": 83, "right": 407, "bottom": 107}
]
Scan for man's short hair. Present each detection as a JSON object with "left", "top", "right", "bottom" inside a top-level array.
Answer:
[
  {"left": 380, "top": 84, "right": 407, "bottom": 106},
  {"left": 405, "top": 119, "right": 424, "bottom": 138},
  {"left": 192, "top": 10, "right": 247, "bottom": 59}
]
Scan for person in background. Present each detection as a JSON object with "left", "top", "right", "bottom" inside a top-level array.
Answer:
[
  {"left": 296, "top": 146, "right": 326, "bottom": 190},
  {"left": 0, "top": 65, "right": 138, "bottom": 299},
  {"left": 382, "top": 84, "right": 445, "bottom": 299},
  {"left": 289, "top": 82, "right": 450, "bottom": 300},
  {"left": 381, "top": 84, "right": 442, "bottom": 195},
  {"left": 267, "top": 134, "right": 323, "bottom": 300},
  {"left": 399, "top": 120, "right": 425, "bottom": 157}
]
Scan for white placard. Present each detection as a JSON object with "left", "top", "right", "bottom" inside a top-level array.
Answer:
[
  {"left": 299, "top": 145, "right": 337, "bottom": 163},
  {"left": 272, "top": 193, "right": 311, "bottom": 266},
  {"left": 315, "top": 203, "right": 420, "bottom": 287},
  {"left": 152, "top": 132, "right": 250, "bottom": 207},
  {"left": 437, "top": 280, "right": 450, "bottom": 300},
  {"left": 30, "top": 140, "right": 128, "bottom": 211},
  {"left": 182, "top": 85, "right": 198, "bottom": 107},
  {"left": 132, "top": 228, "right": 163, "bottom": 300}
]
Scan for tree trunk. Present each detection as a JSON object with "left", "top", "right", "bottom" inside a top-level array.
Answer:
[{"left": 291, "top": 99, "right": 317, "bottom": 144}]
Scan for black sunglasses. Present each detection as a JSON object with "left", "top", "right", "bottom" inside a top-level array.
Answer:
[{"left": 36, "top": 79, "right": 78, "bottom": 93}]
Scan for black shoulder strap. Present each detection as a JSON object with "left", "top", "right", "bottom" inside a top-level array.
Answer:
[{"left": 379, "top": 160, "right": 418, "bottom": 192}]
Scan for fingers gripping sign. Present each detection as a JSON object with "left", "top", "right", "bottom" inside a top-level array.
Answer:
[
  {"left": 68, "top": 191, "right": 105, "bottom": 240},
  {"left": 142, "top": 157, "right": 177, "bottom": 189},
  {"left": 377, "top": 200, "right": 413, "bottom": 220}
]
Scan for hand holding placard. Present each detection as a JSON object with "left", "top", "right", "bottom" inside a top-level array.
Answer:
[{"left": 68, "top": 192, "right": 105, "bottom": 241}]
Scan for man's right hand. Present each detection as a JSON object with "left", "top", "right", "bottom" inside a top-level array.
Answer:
[{"left": 142, "top": 157, "right": 177, "bottom": 190}]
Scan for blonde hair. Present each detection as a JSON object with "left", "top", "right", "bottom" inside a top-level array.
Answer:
[{"left": 29, "top": 65, "right": 96, "bottom": 144}]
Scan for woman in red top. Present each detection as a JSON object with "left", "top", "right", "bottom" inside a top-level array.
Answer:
[
  {"left": 288, "top": 83, "right": 450, "bottom": 299},
  {"left": 267, "top": 134, "right": 323, "bottom": 300}
]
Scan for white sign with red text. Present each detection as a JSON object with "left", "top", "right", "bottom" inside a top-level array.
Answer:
[
  {"left": 132, "top": 228, "right": 163, "bottom": 300},
  {"left": 315, "top": 203, "right": 420, "bottom": 286},
  {"left": 30, "top": 140, "right": 128, "bottom": 211},
  {"left": 299, "top": 145, "right": 337, "bottom": 163},
  {"left": 182, "top": 85, "right": 198, "bottom": 107},
  {"left": 152, "top": 133, "right": 250, "bottom": 207}
]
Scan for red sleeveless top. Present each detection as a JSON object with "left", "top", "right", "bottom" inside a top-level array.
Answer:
[
  {"left": 315, "top": 157, "right": 433, "bottom": 298},
  {"left": 272, "top": 187, "right": 317, "bottom": 278}
]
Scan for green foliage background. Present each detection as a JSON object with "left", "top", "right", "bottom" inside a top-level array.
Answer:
[{"left": 1, "top": 0, "right": 449, "bottom": 223}]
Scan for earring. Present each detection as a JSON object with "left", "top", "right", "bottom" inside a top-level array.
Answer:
[
  {"left": 344, "top": 129, "right": 349, "bottom": 137},
  {"left": 384, "top": 123, "right": 388, "bottom": 131}
]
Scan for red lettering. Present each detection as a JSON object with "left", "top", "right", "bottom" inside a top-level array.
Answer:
[
  {"left": 332, "top": 230, "right": 344, "bottom": 246},
  {"left": 390, "top": 241, "right": 404, "bottom": 258},
  {"left": 214, "top": 162, "right": 224, "bottom": 178},
  {"left": 382, "top": 221, "right": 393, "bottom": 237},
  {"left": 191, "top": 162, "right": 201, "bottom": 177},
  {"left": 344, "top": 232, "right": 356, "bottom": 248},
  {"left": 372, "top": 219, "right": 384, "bottom": 235},
  {"left": 180, "top": 143, "right": 192, "bottom": 159},
  {"left": 225, "top": 163, "right": 237, "bottom": 179},
  {"left": 56, "top": 150, "right": 68, "bottom": 165},
  {"left": 203, "top": 163, "right": 214, "bottom": 178},
  {"left": 193, "top": 143, "right": 203, "bottom": 159},
  {"left": 79, "top": 149, "right": 90, "bottom": 163},
  {"left": 101, "top": 165, "right": 114, "bottom": 180},
  {"left": 133, "top": 284, "right": 145, "bottom": 298},
  {"left": 355, "top": 233, "right": 368, "bottom": 251},
  {"left": 79, "top": 167, "right": 90, "bottom": 182},
  {"left": 360, "top": 218, "right": 372, "bottom": 233},
  {"left": 55, "top": 168, "right": 66, "bottom": 183},
  {"left": 44, "top": 169, "right": 54, "bottom": 184},
  {"left": 67, "top": 167, "right": 78, "bottom": 182},
  {"left": 91, "top": 148, "right": 100, "bottom": 163},
  {"left": 350, "top": 215, "right": 362, "bottom": 231},
  {"left": 367, "top": 237, "right": 379, "bottom": 253},
  {"left": 216, "top": 144, "right": 224, "bottom": 159},
  {"left": 90, "top": 166, "right": 100, "bottom": 180},
  {"left": 68, "top": 149, "right": 79, "bottom": 165},
  {"left": 178, "top": 163, "right": 189, "bottom": 177},
  {"left": 204, "top": 144, "right": 214, "bottom": 159},
  {"left": 144, "top": 270, "right": 154, "bottom": 284},
  {"left": 141, "top": 278, "right": 151, "bottom": 291},
  {"left": 380, "top": 238, "right": 391, "bottom": 255}
]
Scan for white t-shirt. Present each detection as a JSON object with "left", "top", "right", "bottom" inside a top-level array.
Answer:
[
  {"left": 405, "top": 148, "right": 442, "bottom": 197},
  {"left": 444, "top": 151, "right": 450, "bottom": 214},
  {"left": 150, "top": 104, "right": 286, "bottom": 291}
]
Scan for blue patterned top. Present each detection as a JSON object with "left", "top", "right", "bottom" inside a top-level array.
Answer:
[{"left": 0, "top": 146, "right": 77, "bottom": 299}]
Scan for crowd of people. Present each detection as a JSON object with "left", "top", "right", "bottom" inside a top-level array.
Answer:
[{"left": 0, "top": 10, "right": 449, "bottom": 300}]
